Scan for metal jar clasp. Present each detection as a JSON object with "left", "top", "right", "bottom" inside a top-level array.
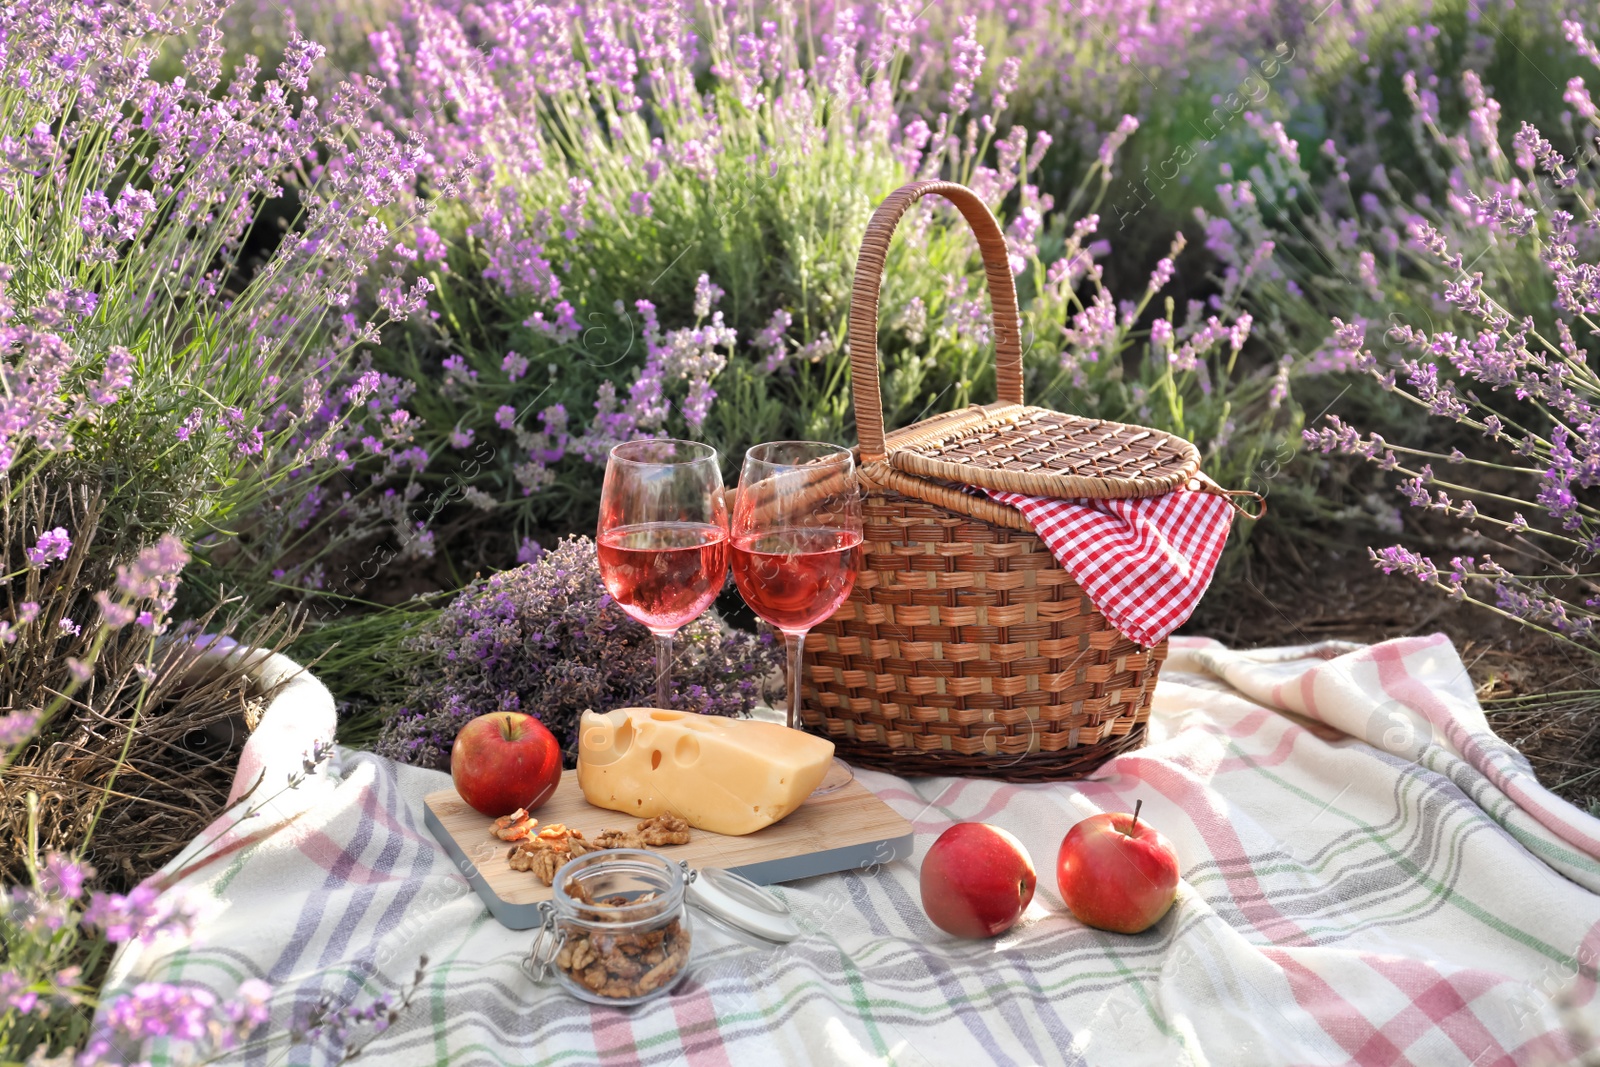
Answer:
[{"left": 520, "top": 901, "right": 566, "bottom": 984}]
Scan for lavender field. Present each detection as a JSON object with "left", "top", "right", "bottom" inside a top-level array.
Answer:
[{"left": 7, "top": 0, "right": 1600, "bottom": 1059}]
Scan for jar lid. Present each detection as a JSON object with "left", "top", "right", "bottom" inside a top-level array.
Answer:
[{"left": 687, "top": 867, "right": 799, "bottom": 946}]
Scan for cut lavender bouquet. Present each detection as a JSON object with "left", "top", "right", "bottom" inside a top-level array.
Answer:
[{"left": 376, "top": 536, "right": 781, "bottom": 768}]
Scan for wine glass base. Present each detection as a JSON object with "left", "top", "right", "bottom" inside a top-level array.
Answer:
[{"left": 810, "top": 758, "right": 855, "bottom": 796}]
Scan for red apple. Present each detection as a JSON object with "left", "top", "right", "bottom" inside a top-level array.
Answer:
[
  {"left": 450, "top": 712, "right": 563, "bottom": 818},
  {"left": 1056, "top": 800, "right": 1179, "bottom": 934},
  {"left": 919, "top": 823, "right": 1037, "bottom": 938}
]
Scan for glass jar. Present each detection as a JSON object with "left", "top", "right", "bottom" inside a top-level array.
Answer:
[{"left": 524, "top": 848, "right": 797, "bottom": 1007}]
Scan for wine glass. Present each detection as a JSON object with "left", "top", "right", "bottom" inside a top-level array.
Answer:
[
  {"left": 730, "top": 441, "right": 861, "bottom": 794},
  {"left": 597, "top": 440, "right": 728, "bottom": 709}
]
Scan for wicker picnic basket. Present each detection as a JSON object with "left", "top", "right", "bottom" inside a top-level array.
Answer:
[{"left": 800, "top": 179, "right": 1214, "bottom": 782}]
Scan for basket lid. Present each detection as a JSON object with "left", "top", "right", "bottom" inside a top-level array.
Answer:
[{"left": 885, "top": 402, "right": 1200, "bottom": 500}]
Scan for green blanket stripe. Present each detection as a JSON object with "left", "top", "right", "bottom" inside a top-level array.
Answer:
[
  {"left": 134, "top": 951, "right": 396, "bottom": 1000},
  {"left": 211, "top": 844, "right": 257, "bottom": 898},
  {"left": 830, "top": 932, "right": 891, "bottom": 1055},
  {"left": 772, "top": 960, "right": 1208, "bottom": 1015},
  {"left": 409, "top": 966, "right": 902, "bottom": 1065},
  {"left": 803, "top": 909, "right": 1279, "bottom": 1003},
  {"left": 1093, "top": 935, "right": 1189, "bottom": 1056},
  {"left": 1166, "top": 733, "right": 1447, "bottom": 890},
  {"left": 1182, "top": 763, "right": 1486, "bottom": 937},
  {"left": 487, "top": 962, "right": 1214, "bottom": 1064},
  {"left": 1203, "top": 651, "right": 1598, "bottom": 877},
  {"left": 1225, "top": 739, "right": 1577, "bottom": 965},
  {"left": 161, "top": 950, "right": 1273, "bottom": 1064},
  {"left": 1418, "top": 745, "right": 1600, "bottom": 873},
  {"left": 135, "top": 930, "right": 1228, "bottom": 1058},
  {"left": 701, "top": 950, "right": 1164, "bottom": 1038},
  {"left": 702, "top": 968, "right": 828, "bottom": 1029},
  {"left": 430, "top": 911, "right": 492, "bottom": 1063}
]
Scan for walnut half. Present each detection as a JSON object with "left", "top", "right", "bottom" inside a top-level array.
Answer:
[
  {"left": 590, "top": 828, "right": 643, "bottom": 850},
  {"left": 636, "top": 813, "right": 691, "bottom": 846},
  {"left": 509, "top": 847, "right": 564, "bottom": 884},
  {"left": 491, "top": 809, "right": 535, "bottom": 841}
]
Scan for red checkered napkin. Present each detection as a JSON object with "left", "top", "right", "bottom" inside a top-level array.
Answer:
[{"left": 983, "top": 487, "right": 1235, "bottom": 648}]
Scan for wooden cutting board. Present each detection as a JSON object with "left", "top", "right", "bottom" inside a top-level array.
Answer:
[{"left": 423, "top": 771, "right": 914, "bottom": 930}]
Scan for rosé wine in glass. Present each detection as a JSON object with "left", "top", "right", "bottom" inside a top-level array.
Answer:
[
  {"left": 598, "top": 521, "right": 727, "bottom": 633},
  {"left": 731, "top": 441, "right": 862, "bottom": 794},
  {"left": 728, "top": 528, "right": 861, "bottom": 632},
  {"left": 597, "top": 440, "right": 728, "bottom": 708}
]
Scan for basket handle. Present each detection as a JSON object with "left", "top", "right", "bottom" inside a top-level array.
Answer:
[
  {"left": 1192, "top": 474, "right": 1268, "bottom": 519},
  {"left": 849, "top": 180, "right": 1024, "bottom": 464}
]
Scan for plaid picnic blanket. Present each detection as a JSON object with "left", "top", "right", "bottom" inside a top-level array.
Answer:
[{"left": 103, "top": 634, "right": 1600, "bottom": 1065}]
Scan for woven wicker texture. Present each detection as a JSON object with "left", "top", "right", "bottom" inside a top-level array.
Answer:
[
  {"left": 824, "top": 727, "right": 1151, "bottom": 783},
  {"left": 848, "top": 179, "right": 1198, "bottom": 500},
  {"left": 888, "top": 405, "right": 1200, "bottom": 500},
  {"left": 801, "top": 481, "right": 1163, "bottom": 772},
  {"left": 807, "top": 178, "right": 1178, "bottom": 780}
]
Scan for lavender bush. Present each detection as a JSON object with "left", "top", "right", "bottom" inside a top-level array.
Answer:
[
  {"left": 258, "top": 0, "right": 1066, "bottom": 577},
  {"left": 375, "top": 536, "right": 782, "bottom": 768},
  {"left": 0, "top": 0, "right": 428, "bottom": 677},
  {"left": 0, "top": 0, "right": 433, "bottom": 1056},
  {"left": 1202, "top": 13, "right": 1579, "bottom": 377},
  {"left": 220, "top": 0, "right": 1306, "bottom": 596},
  {"left": 1282, "top": 22, "right": 1600, "bottom": 647},
  {"left": 0, "top": 849, "right": 244, "bottom": 1060},
  {"left": 866, "top": 1, "right": 1568, "bottom": 305},
  {"left": 0, "top": 0, "right": 415, "bottom": 774}
]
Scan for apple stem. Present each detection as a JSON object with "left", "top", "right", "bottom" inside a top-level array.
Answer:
[{"left": 1131, "top": 799, "right": 1142, "bottom": 835}]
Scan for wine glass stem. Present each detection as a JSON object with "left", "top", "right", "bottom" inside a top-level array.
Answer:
[
  {"left": 654, "top": 631, "right": 674, "bottom": 709},
  {"left": 784, "top": 629, "right": 806, "bottom": 731}
]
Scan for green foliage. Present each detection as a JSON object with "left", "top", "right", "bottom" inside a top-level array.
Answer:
[{"left": 300, "top": 0, "right": 1307, "bottom": 589}]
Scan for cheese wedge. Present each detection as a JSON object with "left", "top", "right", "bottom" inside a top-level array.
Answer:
[{"left": 576, "top": 707, "right": 835, "bottom": 836}]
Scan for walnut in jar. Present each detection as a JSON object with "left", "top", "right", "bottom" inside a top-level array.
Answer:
[
  {"left": 552, "top": 879, "right": 691, "bottom": 1001},
  {"left": 530, "top": 850, "right": 797, "bottom": 1007}
]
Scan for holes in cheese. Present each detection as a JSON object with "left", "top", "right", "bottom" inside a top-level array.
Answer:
[
  {"left": 583, "top": 716, "right": 633, "bottom": 765},
  {"left": 576, "top": 707, "right": 836, "bottom": 836}
]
